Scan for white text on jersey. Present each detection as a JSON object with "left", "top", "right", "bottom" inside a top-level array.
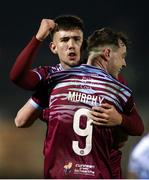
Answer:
[{"left": 67, "top": 91, "right": 104, "bottom": 106}]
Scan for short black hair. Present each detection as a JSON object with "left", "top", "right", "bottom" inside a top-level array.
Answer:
[{"left": 50, "top": 15, "right": 84, "bottom": 40}]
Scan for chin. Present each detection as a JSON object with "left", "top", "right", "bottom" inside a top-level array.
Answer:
[
  {"left": 111, "top": 74, "right": 117, "bottom": 79},
  {"left": 70, "top": 61, "right": 80, "bottom": 66}
]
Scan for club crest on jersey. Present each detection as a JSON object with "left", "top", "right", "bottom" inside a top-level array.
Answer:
[
  {"left": 64, "top": 161, "right": 73, "bottom": 175},
  {"left": 80, "top": 77, "right": 94, "bottom": 90}
]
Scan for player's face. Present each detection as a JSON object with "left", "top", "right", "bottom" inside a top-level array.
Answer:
[
  {"left": 108, "top": 40, "right": 127, "bottom": 78},
  {"left": 50, "top": 29, "right": 83, "bottom": 69}
]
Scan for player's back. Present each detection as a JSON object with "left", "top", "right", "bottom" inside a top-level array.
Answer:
[{"left": 44, "top": 64, "right": 132, "bottom": 179}]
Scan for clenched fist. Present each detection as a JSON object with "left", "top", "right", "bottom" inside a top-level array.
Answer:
[{"left": 36, "top": 19, "right": 56, "bottom": 41}]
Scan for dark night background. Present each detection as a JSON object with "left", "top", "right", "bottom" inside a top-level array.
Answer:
[{"left": 0, "top": 0, "right": 148, "bottom": 178}]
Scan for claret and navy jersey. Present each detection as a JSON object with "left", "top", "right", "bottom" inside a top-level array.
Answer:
[{"left": 31, "top": 64, "right": 133, "bottom": 179}]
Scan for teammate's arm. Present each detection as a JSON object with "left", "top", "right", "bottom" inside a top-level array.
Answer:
[
  {"left": 15, "top": 84, "right": 49, "bottom": 127},
  {"left": 91, "top": 103, "right": 122, "bottom": 126},
  {"left": 91, "top": 74, "right": 144, "bottom": 136},
  {"left": 15, "top": 99, "right": 42, "bottom": 128},
  {"left": 91, "top": 103, "right": 144, "bottom": 136},
  {"left": 120, "top": 105, "right": 144, "bottom": 135}
]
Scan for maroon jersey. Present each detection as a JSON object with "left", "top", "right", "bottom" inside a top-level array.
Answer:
[
  {"left": 33, "top": 63, "right": 64, "bottom": 81},
  {"left": 33, "top": 64, "right": 133, "bottom": 179},
  {"left": 9, "top": 36, "right": 65, "bottom": 90},
  {"left": 109, "top": 74, "right": 128, "bottom": 178},
  {"left": 28, "top": 63, "right": 65, "bottom": 112}
]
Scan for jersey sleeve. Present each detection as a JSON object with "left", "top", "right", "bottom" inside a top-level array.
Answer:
[
  {"left": 120, "top": 101, "right": 144, "bottom": 136},
  {"left": 9, "top": 36, "right": 42, "bottom": 90},
  {"left": 117, "top": 76, "right": 144, "bottom": 136},
  {"left": 28, "top": 96, "right": 48, "bottom": 122},
  {"left": 33, "top": 66, "right": 50, "bottom": 81},
  {"left": 31, "top": 86, "right": 49, "bottom": 109},
  {"left": 123, "top": 95, "right": 135, "bottom": 114}
]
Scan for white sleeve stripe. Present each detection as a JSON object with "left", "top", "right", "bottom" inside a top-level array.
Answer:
[
  {"left": 33, "top": 70, "right": 42, "bottom": 80},
  {"left": 29, "top": 98, "right": 42, "bottom": 109}
]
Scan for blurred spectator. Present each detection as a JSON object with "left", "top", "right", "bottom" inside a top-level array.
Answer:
[{"left": 128, "top": 133, "right": 149, "bottom": 178}]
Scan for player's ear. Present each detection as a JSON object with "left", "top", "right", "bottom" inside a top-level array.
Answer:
[
  {"left": 102, "top": 48, "right": 111, "bottom": 61},
  {"left": 49, "top": 42, "right": 58, "bottom": 54}
]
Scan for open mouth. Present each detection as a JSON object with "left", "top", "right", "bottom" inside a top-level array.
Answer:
[{"left": 68, "top": 52, "right": 76, "bottom": 59}]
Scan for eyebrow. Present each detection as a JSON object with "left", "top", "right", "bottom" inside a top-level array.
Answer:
[{"left": 60, "top": 35, "right": 81, "bottom": 39}]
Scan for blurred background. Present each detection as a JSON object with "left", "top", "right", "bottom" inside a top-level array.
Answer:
[{"left": 0, "top": 0, "right": 149, "bottom": 178}]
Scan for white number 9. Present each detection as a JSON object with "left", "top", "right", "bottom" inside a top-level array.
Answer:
[{"left": 72, "top": 108, "right": 93, "bottom": 156}]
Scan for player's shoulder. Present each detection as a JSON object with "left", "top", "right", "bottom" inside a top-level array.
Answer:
[
  {"left": 118, "top": 74, "right": 127, "bottom": 85},
  {"left": 35, "top": 64, "right": 62, "bottom": 74}
]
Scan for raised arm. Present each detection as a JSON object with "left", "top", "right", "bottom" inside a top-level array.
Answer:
[
  {"left": 9, "top": 19, "right": 55, "bottom": 90},
  {"left": 9, "top": 37, "right": 41, "bottom": 90}
]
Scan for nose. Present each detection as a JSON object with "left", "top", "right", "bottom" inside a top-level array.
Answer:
[{"left": 68, "top": 39, "right": 75, "bottom": 49}]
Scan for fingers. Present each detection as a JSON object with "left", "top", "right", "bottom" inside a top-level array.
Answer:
[
  {"left": 92, "top": 121, "right": 108, "bottom": 126},
  {"left": 90, "top": 114, "right": 108, "bottom": 123},
  {"left": 54, "top": 22, "right": 58, "bottom": 30},
  {"left": 100, "top": 103, "right": 112, "bottom": 109},
  {"left": 90, "top": 111, "right": 110, "bottom": 126},
  {"left": 36, "top": 19, "right": 56, "bottom": 41},
  {"left": 91, "top": 103, "right": 116, "bottom": 127},
  {"left": 92, "top": 120, "right": 112, "bottom": 126},
  {"left": 92, "top": 106, "right": 108, "bottom": 113},
  {"left": 90, "top": 110, "right": 108, "bottom": 119},
  {"left": 46, "top": 19, "right": 56, "bottom": 30},
  {"left": 91, "top": 105, "right": 109, "bottom": 124}
]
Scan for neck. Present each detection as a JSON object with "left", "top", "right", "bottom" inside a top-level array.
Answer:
[
  {"left": 60, "top": 62, "right": 71, "bottom": 70},
  {"left": 87, "top": 57, "right": 108, "bottom": 73}
]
